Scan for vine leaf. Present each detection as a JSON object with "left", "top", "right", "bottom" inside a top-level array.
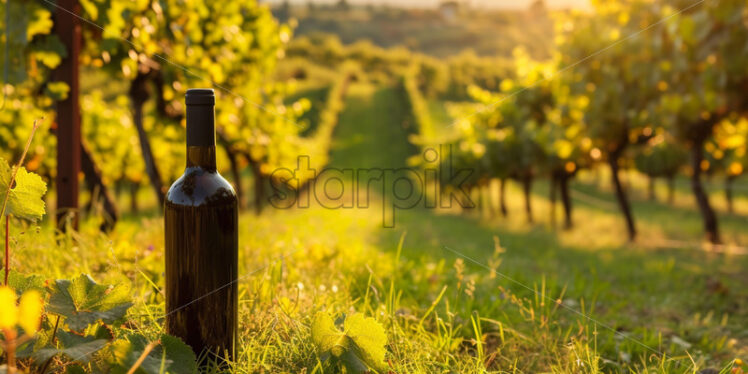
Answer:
[
  {"left": 7, "top": 271, "right": 46, "bottom": 295},
  {"left": 47, "top": 274, "right": 132, "bottom": 331},
  {"left": 343, "top": 313, "right": 388, "bottom": 372},
  {"left": 312, "top": 312, "right": 346, "bottom": 357},
  {"left": 44, "top": 81, "right": 70, "bottom": 101},
  {"left": 109, "top": 334, "right": 197, "bottom": 374},
  {"left": 311, "top": 312, "right": 388, "bottom": 373},
  {"left": 0, "top": 157, "right": 47, "bottom": 220},
  {"left": 32, "top": 330, "right": 108, "bottom": 364}
]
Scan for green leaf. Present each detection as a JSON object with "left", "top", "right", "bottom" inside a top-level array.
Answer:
[
  {"left": 7, "top": 271, "right": 46, "bottom": 295},
  {"left": 554, "top": 139, "right": 574, "bottom": 159},
  {"left": 45, "top": 81, "right": 71, "bottom": 101},
  {"left": 344, "top": 313, "right": 388, "bottom": 373},
  {"left": 26, "top": 6, "right": 54, "bottom": 40},
  {"left": 339, "top": 349, "right": 370, "bottom": 374},
  {"left": 33, "top": 35, "right": 67, "bottom": 69},
  {"left": 33, "top": 330, "right": 109, "bottom": 364},
  {"left": 79, "top": 0, "right": 99, "bottom": 20},
  {"left": 47, "top": 274, "right": 133, "bottom": 331},
  {"left": 109, "top": 334, "right": 197, "bottom": 374},
  {"left": 311, "top": 312, "right": 345, "bottom": 356},
  {"left": 0, "top": 158, "right": 47, "bottom": 220},
  {"left": 311, "top": 312, "right": 388, "bottom": 373},
  {"left": 159, "top": 335, "right": 197, "bottom": 373}
]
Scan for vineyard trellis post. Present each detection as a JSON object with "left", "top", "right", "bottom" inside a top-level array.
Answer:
[{"left": 53, "top": 0, "right": 82, "bottom": 230}]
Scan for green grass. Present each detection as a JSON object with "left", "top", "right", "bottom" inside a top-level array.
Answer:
[
  {"left": 330, "top": 83, "right": 416, "bottom": 169},
  {"left": 8, "top": 82, "right": 748, "bottom": 373}
]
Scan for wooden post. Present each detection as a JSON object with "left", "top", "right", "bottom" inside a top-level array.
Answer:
[{"left": 54, "top": 0, "right": 82, "bottom": 230}]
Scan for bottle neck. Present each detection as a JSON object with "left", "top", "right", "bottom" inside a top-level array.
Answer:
[
  {"left": 186, "top": 146, "right": 216, "bottom": 170},
  {"left": 185, "top": 103, "right": 217, "bottom": 170}
]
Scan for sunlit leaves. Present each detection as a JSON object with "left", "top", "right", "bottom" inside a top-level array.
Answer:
[
  {"left": 7, "top": 271, "right": 46, "bottom": 295},
  {"left": 311, "top": 312, "right": 388, "bottom": 373},
  {"left": 32, "top": 36, "right": 67, "bottom": 69},
  {"left": 44, "top": 81, "right": 71, "bottom": 101},
  {"left": 4, "top": 271, "right": 199, "bottom": 372},
  {"left": 72, "top": 0, "right": 309, "bottom": 188},
  {"left": 26, "top": 6, "right": 54, "bottom": 40},
  {"left": 47, "top": 274, "right": 133, "bottom": 331},
  {"left": 33, "top": 330, "right": 109, "bottom": 364},
  {"left": 342, "top": 313, "right": 388, "bottom": 372},
  {"left": 658, "top": 0, "right": 748, "bottom": 132},
  {"left": 554, "top": 139, "right": 575, "bottom": 159},
  {"left": 109, "top": 334, "right": 197, "bottom": 374},
  {"left": 81, "top": 93, "right": 146, "bottom": 185},
  {"left": 556, "top": 0, "right": 661, "bottom": 144},
  {"left": 312, "top": 312, "right": 343, "bottom": 356},
  {"left": 0, "top": 158, "right": 47, "bottom": 220}
]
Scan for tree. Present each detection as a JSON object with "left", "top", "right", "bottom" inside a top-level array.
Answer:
[
  {"left": 468, "top": 49, "right": 551, "bottom": 224},
  {"left": 657, "top": 0, "right": 748, "bottom": 243},
  {"left": 79, "top": 0, "right": 302, "bottom": 212},
  {"left": 710, "top": 118, "right": 747, "bottom": 214},
  {"left": 1, "top": 0, "right": 121, "bottom": 229},
  {"left": 542, "top": 84, "right": 595, "bottom": 229},
  {"left": 557, "top": 0, "right": 662, "bottom": 241}
]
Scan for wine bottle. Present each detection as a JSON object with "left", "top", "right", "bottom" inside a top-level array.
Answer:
[{"left": 165, "top": 88, "right": 238, "bottom": 361}]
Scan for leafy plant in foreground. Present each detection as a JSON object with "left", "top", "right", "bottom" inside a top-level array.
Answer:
[
  {"left": 311, "top": 312, "right": 388, "bottom": 373},
  {"left": 2, "top": 272, "right": 197, "bottom": 374},
  {"left": 1, "top": 119, "right": 45, "bottom": 286},
  {"left": 0, "top": 125, "right": 197, "bottom": 373}
]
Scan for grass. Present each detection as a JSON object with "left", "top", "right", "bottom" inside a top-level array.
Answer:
[{"left": 7, "top": 81, "right": 748, "bottom": 373}]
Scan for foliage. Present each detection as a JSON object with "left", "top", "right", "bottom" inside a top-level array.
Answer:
[
  {"left": 77, "top": 0, "right": 310, "bottom": 193},
  {"left": 557, "top": 1, "right": 662, "bottom": 154},
  {"left": 287, "top": 34, "right": 412, "bottom": 81},
  {"left": 81, "top": 92, "right": 146, "bottom": 187},
  {"left": 47, "top": 274, "right": 132, "bottom": 331},
  {"left": 311, "top": 312, "right": 388, "bottom": 373},
  {"left": 401, "top": 67, "right": 437, "bottom": 145},
  {"left": 109, "top": 334, "right": 197, "bottom": 374},
  {"left": 711, "top": 117, "right": 748, "bottom": 179},
  {"left": 450, "top": 49, "right": 553, "bottom": 187},
  {"left": 634, "top": 138, "right": 687, "bottom": 179},
  {"left": 0, "top": 0, "right": 60, "bottom": 177},
  {"left": 443, "top": 51, "right": 513, "bottom": 101},
  {"left": 1, "top": 273, "right": 198, "bottom": 374},
  {"left": 657, "top": 0, "right": 748, "bottom": 139},
  {"left": 0, "top": 158, "right": 47, "bottom": 221},
  {"left": 0, "top": 151, "right": 196, "bottom": 373}
]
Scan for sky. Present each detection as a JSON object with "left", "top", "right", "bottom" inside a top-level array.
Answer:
[{"left": 263, "top": 0, "right": 590, "bottom": 10}]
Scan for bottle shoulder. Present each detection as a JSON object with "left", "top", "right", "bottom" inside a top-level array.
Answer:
[{"left": 166, "top": 167, "right": 237, "bottom": 207}]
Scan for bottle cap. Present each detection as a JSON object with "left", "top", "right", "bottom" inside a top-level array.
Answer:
[
  {"left": 186, "top": 89, "right": 215, "bottom": 147},
  {"left": 185, "top": 88, "right": 215, "bottom": 106}
]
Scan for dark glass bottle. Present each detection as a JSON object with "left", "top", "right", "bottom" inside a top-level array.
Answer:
[{"left": 165, "top": 88, "right": 238, "bottom": 361}]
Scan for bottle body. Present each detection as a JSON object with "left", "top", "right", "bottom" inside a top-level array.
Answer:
[
  {"left": 164, "top": 88, "right": 237, "bottom": 360},
  {"left": 165, "top": 167, "right": 237, "bottom": 359}
]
